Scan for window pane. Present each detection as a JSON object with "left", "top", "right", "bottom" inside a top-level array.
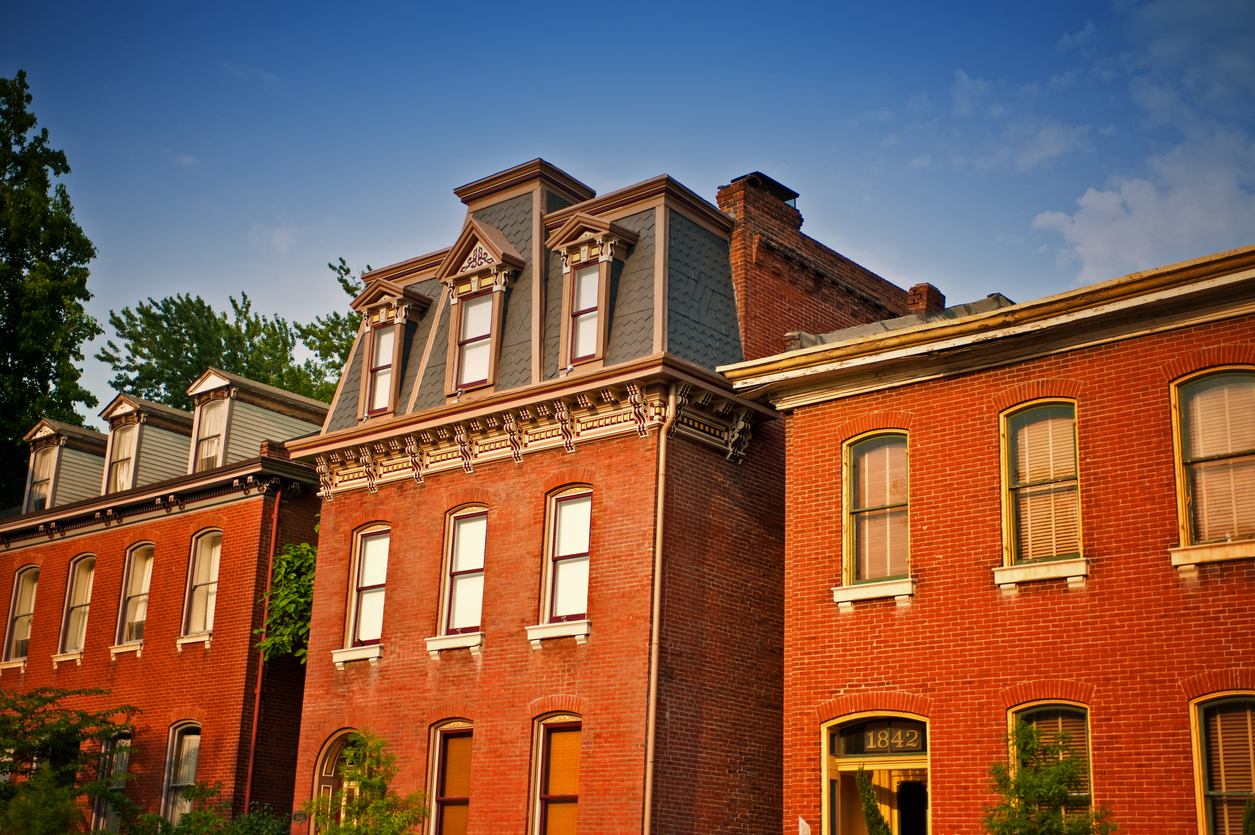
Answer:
[
  {"left": 130, "top": 550, "right": 154, "bottom": 595},
  {"left": 572, "top": 312, "right": 598, "bottom": 360},
  {"left": 553, "top": 556, "right": 589, "bottom": 618},
  {"left": 1022, "top": 707, "right": 1090, "bottom": 794},
  {"left": 111, "top": 425, "right": 137, "bottom": 463},
  {"left": 1184, "top": 373, "right": 1255, "bottom": 461},
  {"left": 1204, "top": 700, "right": 1255, "bottom": 833},
  {"left": 194, "top": 536, "right": 221, "bottom": 585},
  {"left": 544, "top": 727, "right": 581, "bottom": 795},
  {"left": 1009, "top": 406, "right": 1076, "bottom": 486},
  {"left": 574, "top": 266, "right": 599, "bottom": 311},
  {"left": 1015, "top": 482, "right": 1080, "bottom": 560},
  {"left": 70, "top": 558, "right": 95, "bottom": 606},
  {"left": 1190, "top": 457, "right": 1255, "bottom": 543},
  {"left": 124, "top": 596, "right": 148, "bottom": 642},
  {"left": 195, "top": 437, "right": 220, "bottom": 472},
  {"left": 854, "top": 508, "right": 909, "bottom": 580},
  {"left": 543, "top": 801, "right": 577, "bottom": 835},
  {"left": 459, "top": 341, "right": 490, "bottom": 386},
  {"left": 172, "top": 730, "right": 200, "bottom": 786},
  {"left": 555, "top": 496, "right": 591, "bottom": 557},
  {"left": 440, "top": 733, "right": 473, "bottom": 797},
  {"left": 372, "top": 327, "right": 395, "bottom": 367},
  {"left": 15, "top": 570, "right": 38, "bottom": 614},
  {"left": 852, "top": 437, "right": 908, "bottom": 510},
  {"left": 188, "top": 585, "right": 216, "bottom": 633},
  {"left": 370, "top": 368, "right": 392, "bottom": 411},
  {"left": 197, "top": 400, "right": 225, "bottom": 442},
  {"left": 356, "top": 588, "right": 385, "bottom": 643},
  {"left": 449, "top": 573, "right": 483, "bottom": 632},
  {"left": 359, "top": 535, "right": 389, "bottom": 587},
  {"left": 66, "top": 607, "right": 89, "bottom": 653},
  {"left": 31, "top": 448, "right": 55, "bottom": 484},
  {"left": 461, "top": 295, "right": 493, "bottom": 340},
  {"left": 452, "top": 515, "right": 487, "bottom": 572}
]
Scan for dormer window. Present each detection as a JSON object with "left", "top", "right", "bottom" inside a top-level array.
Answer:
[
  {"left": 195, "top": 399, "right": 228, "bottom": 472},
  {"left": 27, "top": 447, "right": 56, "bottom": 512},
  {"left": 571, "top": 265, "right": 601, "bottom": 363},
  {"left": 457, "top": 293, "right": 494, "bottom": 388},
  {"left": 350, "top": 280, "right": 431, "bottom": 420},
  {"left": 367, "top": 325, "right": 396, "bottom": 414},
  {"left": 107, "top": 424, "right": 137, "bottom": 493}
]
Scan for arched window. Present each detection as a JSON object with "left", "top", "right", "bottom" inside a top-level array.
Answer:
[
  {"left": 5, "top": 567, "right": 39, "bottom": 661},
  {"left": 824, "top": 714, "right": 928, "bottom": 835},
  {"left": 534, "top": 714, "right": 581, "bottom": 835},
  {"left": 93, "top": 732, "right": 131, "bottom": 832},
  {"left": 1002, "top": 402, "right": 1080, "bottom": 563},
  {"left": 313, "top": 731, "right": 358, "bottom": 833},
  {"left": 184, "top": 531, "right": 221, "bottom": 636},
  {"left": 60, "top": 555, "right": 96, "bottom": 654},
  {"left": 845, "top": 434, "right": 909, "bottom": 583},
  {"left": 1175, "top": 370, "right": 1255, "bottom": 545},
  {"left": 1194, "top": 696, "right": 1255, "bottom": 834},
  {"left": 164, "top": 723, "right": 201, "bottom": 824},
  {"left": 432, "top": 721, "right": 473, "bottom": 835},
  {"left": 118, "top": 544, "right": 154, "bottom": 645}
]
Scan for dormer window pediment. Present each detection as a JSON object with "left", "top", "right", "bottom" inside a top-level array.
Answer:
[{"left": 352, "top": 280, "right": 432, "bottom": 420}]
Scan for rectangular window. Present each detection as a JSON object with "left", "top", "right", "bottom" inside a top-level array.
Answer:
[
  {"left": 457, "top": 294, "right": 493, "bottom": 388},
  {"left": 165, "top": 726, "right": 200, "bottom": 824},
  {"left": 446, "top": 512, "right": 486, "bottom": 634},
  {"left": 107, "top": 424, "right": 137, "bottom": 493},
  {"left": 570, "top": 265, "right": 600, "bottom": 362},
  {"left": 1200, "top": 698, "right": 1254, "bottom": 834},
  {"left": 184, "top": 533, "right": 221, "bottom": 635},
  {"left": 848, "top": 435, "right": 909, "bottom": 582},
  {"left": 120, "top": 546, "right": 154, "bottom": 644},
  {"left": 352, "top": 531, "right": 389, "bottom": 646},
  {"left": 368, "top": 326, "right": 396, "bottom": 413},
  {"left": 6, "top": 569, "right": 39, "bottom": 661},
  {"left": 435, "top": 729, "right": 473, "bottom": 835},
  {"left": 549, "top": 493, "right": 591, "bottom": 622},
  {"left": 194, "top": 400, "right": 227, "bottom": 472},
  {"left": 539, "top": 723, "right": 580, "bottom": 835},
  {"left": 94, "top": 733, "right": 130, "bottom": 833},
  {"left": 1006, "top": 404, "right": 1080, "bottom": 562},
  {"left": 27, "top": 447, "right": 55, "bottom": 512},
  {"left": 1179, "top": 372, "right": 1255, "bottom": 544},
  {"left": 61, "top": 556, "right": 95, "bottom": 654}
]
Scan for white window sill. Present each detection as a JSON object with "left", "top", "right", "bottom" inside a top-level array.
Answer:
[
  {"left": 332, "top": 644, "right": 382, "bottom": 670},
  {"left": 52, "top": 651, "right": 82, "bottom": 669},
  {"left": 176, "top": 634, "right": 211, "bottom": 652},
  {"left": 0, "top": 659, "right": 26, "bottom": 674},
  {"left": 526, "top": 620, "right": 590, "bottom": 649},
  {"left": 425, "top": 632, "right": 484, "bottom": 660},
  {"left": 992, "top": 557, "right": 1088, "bottom": 595},
  {"left": 832, "top": 578, "right": 914, "bottom": 612},
  {"left": 109, "top": 643, "right": 142, "bottom": 660},
  {"left": 1170, "top": 539, "right": 1255, "bottom": 578}
]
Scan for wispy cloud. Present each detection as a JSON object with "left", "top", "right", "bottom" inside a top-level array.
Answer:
[
  {"left": 909, "top": 154, "right": 932, "bottom": 169},
  {"left": 951, "top": 70, "right": 991, "bottom": 117},
  {"left": 1057, "top": 20, "right": 1096, "bottom": 51},
  {"left": 223, "top": 61, "right": 281, "bottom": 91},
  {"left": 881, "top": 134, "right": 900, "bottom": 148},
  {"left": 174, "top": 154, "right": 199, "bottom": 166},
  {"left": 975, "top": 118, "right": 1093, "bottom": 172},
  {"left": 249, "top": 222, "right": 301, "bottom": 255}
]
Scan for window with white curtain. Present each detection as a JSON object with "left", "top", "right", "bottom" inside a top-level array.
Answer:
[
  {"left": 26, "top": 447, "right": 56, "bottom": 512},
  {"left": 164, "top": 724, "right": 200, "bottom": 824},
  {"left": 107, "top": 424, "right": 138, "bottom": 493},
  {"left": 119, "top": 545, "right": 154, "bottom": 644},
  {"left": 5, "top": 568, "right": 39, "bottom": 661},
  {"left": 184, "top": 532, "right": 221, "bottom": 635},
  {"left": 194, "top": 400, "right": 227, "bottom": 472},
  {"left": 61, "top": 555, "right": 95, "bottom": 653}
]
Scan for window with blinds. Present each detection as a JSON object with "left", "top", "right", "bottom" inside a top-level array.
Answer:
[
  {"left": 1201, "top": 699, "right": 1255, "bottom": 835},
  {"left": 1006, "top": 404, "right": 1080, "bottom": 563},
  {"left": 1019, "top": 705, "right": 1091, "bottom": 802},
  {"left": 435, "top": 727, "right": 472, "bottom": 835},
  {"left": 848, "top": 434, "right": 909, "bottom": 582},
  {"left": 539, "top": 722, "right": 580, "bottom": 835},
  {"left": 1180, "top": 372, "right": 1255, "bottom": 545}
]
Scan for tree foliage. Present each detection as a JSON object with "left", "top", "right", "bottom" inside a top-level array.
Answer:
[
  {"left": 984, "top": 720, "right": 1117, "bottom": 835},
  {"left": 255, "top": 534, "right": 317, "bottom": 664},
  {"left": 305, "top": 729, "right": 426, "bottom": 835},
  {"left": 96, "top": 258, "right": 369, "bottom": 410},
  {"left": 124, "top": 782, "right": 289, "bottom": 835},
  {"left": 855, "top": 767, "right": 893, "bottom": 835},
  {"left": 0, "top": 70, "right": 101, "bottom": 508}
]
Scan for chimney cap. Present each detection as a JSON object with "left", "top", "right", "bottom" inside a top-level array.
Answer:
[{"left": 731, "top": 171, "right": 799, "bottom": 205}]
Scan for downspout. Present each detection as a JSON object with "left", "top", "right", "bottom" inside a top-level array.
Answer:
[
  {"left": 244, "top": 481, "right": 284, "bottom": 811},
  {"left": 643, "top": 383, "right": 678, "bottom": 835}
]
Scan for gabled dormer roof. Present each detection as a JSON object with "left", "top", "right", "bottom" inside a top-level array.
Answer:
[
  {"left": 545, "top": 213, "right": 642, "bottom": 251},
  {"left": 99, "top": 393, "right": 194, "bottom": 434},
  {"left": 186, "top": 367, "right": 330, "bottom": 424},
  {"left": 22, "top": 418, "right": 107, "bottom": 454},
  {"left": 351, "top": 277, "right": 434, "bottom": 314},
  {"left": 435, "top": 218, "right": 526, "bottom": 283}
]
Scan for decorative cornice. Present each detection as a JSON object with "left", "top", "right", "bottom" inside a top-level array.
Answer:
[{"left": 454, "top": 159, "right": 595, "bottom": 207}]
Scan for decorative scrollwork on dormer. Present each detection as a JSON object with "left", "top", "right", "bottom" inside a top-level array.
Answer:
[{"left": 460, "top": 244, "right": 494, "bottom": 273}]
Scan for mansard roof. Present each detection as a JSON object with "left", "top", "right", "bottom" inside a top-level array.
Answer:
[
  {"left": 187, "top": 367, "right": 330, "bottom": 424},
  {"left": 99, "top": 393, "right": 194, "bottom": 433},
  {"left": 545, "top": 213, "right": 641, "bottom": 251},
  {"left": 435, "top": 217, "right": 526, "bottom": 283}
]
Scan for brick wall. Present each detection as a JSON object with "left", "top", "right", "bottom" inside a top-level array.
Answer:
[
  {"left": 781, "top": 314, "right": 1255, "bottom": 833},
  {"left": 716, "top": 178, "right": 908, "bottom": 361}
]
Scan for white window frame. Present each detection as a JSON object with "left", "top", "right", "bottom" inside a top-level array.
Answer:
[
  {"left": 347, "top": 525, "right": 389, "bottom": 649},
  {"left": 190, "top": 397, "right": 231, "bottom": 473},
  {"left": 544, "top": 487, "right": 592, "bottom": 624},
  {"left": 117, "top": 544, "right": 155, "bottom": 646},
  {"left": 163, "top": 722, "right": 201, "bottom": 824},
  {"left": 24, "top": 445, "right": 59, "bottom": 513},
  {"left": 183, "top": 530, "right": 222, "bottom": 637},
  {"left": 105, "top": 423, "right": 140, "bottom": 494},
  {"left": 366, "top": 322, "right": 398, "bottom": 415},
  {"left": 4, "top": 566, "right": 39, "bottom": 662},
  {"left": 59, "top": 554, "right": 96, "bottom": 655},
  {"left": 442, "top": 507, "right": 487, "bottom": 636}
]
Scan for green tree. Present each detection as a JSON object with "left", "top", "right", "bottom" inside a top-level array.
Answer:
[
  {"left": 294, "top": 258, "right": 366, "bottom": 388},
  {"left": 984, "top": 720, "right": 1117, "bottom": 835},
  {"left": 305, "top": 729, "right": 426, "bottom": 835},
  {"left": 0, "top": 70, "right": 101, "bottom": 508},
  {"left": 255, "top": 533, "right": 318, "bottom": 665},
  {"left": 855, "top": 767, "right": 892, "bottom": 835}
]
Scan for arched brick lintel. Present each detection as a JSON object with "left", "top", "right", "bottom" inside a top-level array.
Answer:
[
  {"left": 999, "top": 679, "right": 1096, "bottom": 710},
  {"left": 529, "top": 694, "right": 589, "bottom": 719},
  {"left": 992, "top": 379, "right": 1085, "bottom": 413},
  {"left": 1181, "top": 669, "right": 1255, "bottom": 701},
  {"left": 814, "top": 691, "right": 932, "bottom": 724},
  {"left": 540, "top": 468, "right": 598, "bottom": 496},
  {"left": 425, "top": 702, "right": 477, "bottom": 726},
  {"left": 1162, "top": 347, "right": 1255, "bottom": 382},
  {"left": 831, "top": 412, "right": 916, "bottom": 445}
]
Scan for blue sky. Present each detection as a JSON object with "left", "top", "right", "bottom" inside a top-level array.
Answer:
[{"left": 3, "top": 0, "right": 1254, "bottom": 424}]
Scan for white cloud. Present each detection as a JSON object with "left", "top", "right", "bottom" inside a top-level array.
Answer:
[
  {"left": 975, "top": 118, "right": 1093, "bottom": 172},
  {"left": 249, "top": 223, "right": 302, "bottom": 255},
  {"left": 909, "top": 154, "right": 932, "bottom": 169},
  {"left": 1033, "top": 129, "right": 1255, "bottom": 282},
  {"left": 175, "top": 154, "right": 199, "bottom": 166},
  {"left": 881, "top": 134, "right": 900, "bottom": 147},
  {"left": 1057, "top": 20, "right": 1096, "bottom": 51},
  {"left": 223, "top": 62, "right": 281, "bottom": 91},
  {"left": 1099, "top": 124, "right": 1119, "bottom": 136},
  {"left": 951, "top": 70, "right": 991, "bottom": 117},
  {"left": 1049, "top": 70, "right": 1078, "bottom": 91},
  {"left": 906, "top": 92, "right": 932, "bottom": 112}
]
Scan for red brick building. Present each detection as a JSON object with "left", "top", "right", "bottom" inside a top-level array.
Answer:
[
  {"left": 0, "top": 369, "right": 326, "bottom": 826},
  {"left": 722, "top": 245, "right": 1255, "bottom": 834},
  {"left": 285, "top": 160, "right": 908, "bottom": 834}
]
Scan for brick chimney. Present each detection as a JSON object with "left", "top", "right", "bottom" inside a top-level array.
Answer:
[
  {"left": 259, "top": 440, "right": 291, "bottom": 460},
  {"left": 907, "top": 283, "right": 946, "bottom": 315}
]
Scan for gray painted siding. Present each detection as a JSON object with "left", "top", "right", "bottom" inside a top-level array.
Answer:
[
  {"left": 412, "top": 300, "right": 451, "bottom": 412},
  {"left": 135, "top": 426, "right": 191, "bottom": 485},
  {"left": 543, "top": 249, "right": 563, "bottom": 380},
  {"left": 54, "top": 448, "right": 104, "bottom": 506},
  {"left": 546, "top": 190, "right": 574, "bottom": 214},
  {"left": 326, "top": 334, "right": 364, "bottom": 433},
  {"left": 395, "top": 278, "right": 443, "bottom": 415},
  {"left": 667, "top": 213, "right": 743, "bottom": 369},
  {"left": 604, "top": 209, "right": 655, "bottom": 366},
  {"left": 472, "top": 195, "right": 533, "bottom": 393},
  {"left": 226, "top": 401, "right": 320, "bottom": 463}
]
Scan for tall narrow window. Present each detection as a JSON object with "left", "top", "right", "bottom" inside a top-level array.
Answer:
[
  {"left": 5, "top": 568, "right": 39, "bottom": 661},
  {"left": 184, "top": 532, "right": 221, "bottom": 635},
  {"left": 457, "top": 294, "right": 493, "bottom": 389},
  {"left": 314, "top": 733, "right": 357, "bottom": 833},
  {"left": 1006, "top": 404, "right": 1079, "bottom": 562},
  {"left": 107, "top": 424, "right": 137, "bottom": 493},
  {"left": 165, "top": 724, "right": 200, "bottom": 824},
  {"left": 195, "top": 400, "right": 227, "bottom": 472},
  {"left": 27, "top": 447, "right": 56, "bottom": 512},
  {"left": 446, "top": 511, "right": 486, "bottom": 635},
  {"left": 119, "top": 546, "right": 154, "bottom": 644},
  {"left": 367, "top": 326, "right": 396, "bottom": 414},
  {"left": 1179, "top": 372, "right": 1255, "bottom": 544},
  {"left": 548, "top": 491, "right": 591, "bottom": 623},
  {"left": 351, "top": 530, "right": 389, "bottom": 646},
  {"left": 570, "top": 265, "right": 600, "bottom": 363},
  {"left": 848, "top": 434, "right": 909, "bottom": 582},
  {"left": 94, "top": 733, "right": 131, "bottom": 833},
  {"left": 1199, "top": 698, "right": 1255, "bottom": 834},
  {"left": 538, "top": 721, "right": 581, "bottom": 835},
  {"left": 61, "top": 556, "right": 95, "bottom": 654},
  {"left": 1017, "top": 704, "right": 1091, "bottom": 804},
  {"left": 434, "top": 726, "right": 473, "bottom": 835}
]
